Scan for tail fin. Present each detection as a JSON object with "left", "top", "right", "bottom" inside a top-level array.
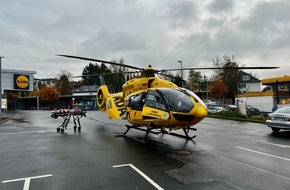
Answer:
[
  {"left": 96, "top": 76, "right": 110, "bottom": 111},
  {"left": 96, "top": 75, "right": 126, "bottom": 118}
]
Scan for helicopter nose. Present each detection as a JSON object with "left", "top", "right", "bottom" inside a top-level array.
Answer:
[{"left": 196, "top": 104, "right": 208, "bottom": 118}]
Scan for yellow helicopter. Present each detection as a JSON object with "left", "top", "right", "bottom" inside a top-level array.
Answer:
[{"left": 58, "top": 54, "right": 278, "bottom": 142}]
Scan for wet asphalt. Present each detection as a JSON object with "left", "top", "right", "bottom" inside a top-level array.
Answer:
[{"left": 0, "top": 110, "right": 290, "bottom": 190}]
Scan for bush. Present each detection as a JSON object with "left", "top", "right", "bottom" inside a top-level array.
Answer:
[{"left": 208, "top": 110, "right": 266, "bottom": 123}]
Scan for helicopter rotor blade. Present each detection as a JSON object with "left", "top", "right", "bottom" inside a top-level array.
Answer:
[
  {"left": 72, "top": 71, "right": 141, "bottom": 78},
  {"left": 162, "top": 66, "right": 279, "bottom": 72},
  {"left": 58, "top": 54, "right": 278, "bottom": 77},
  {"left": 57, "top": 54, "right": 143, "bottom": 70},
  {"left": 157, "top": 72, "right": 186, "bottom": 83}
]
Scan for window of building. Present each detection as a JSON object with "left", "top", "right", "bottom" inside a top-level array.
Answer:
[
  {"left": 241, "top": 75, "right": 250, "bottom": 81},
  {"left": 238, "top": 83, "right": 246, "bottom": 88}
]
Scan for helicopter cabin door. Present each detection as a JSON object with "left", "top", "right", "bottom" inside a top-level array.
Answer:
[{"left": 142, "top": 90, "right": 169, "bottom": 121}]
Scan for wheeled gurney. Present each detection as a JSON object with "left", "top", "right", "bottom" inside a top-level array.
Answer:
[{"left": 51, "top": 109, "right": 86, "bottom": 133}]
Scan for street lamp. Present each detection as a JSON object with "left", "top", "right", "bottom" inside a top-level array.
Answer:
[
  {"left": 0, "top": 56, "right": 4, "bottom": 119},
  {"left": 178, "top": 61, "right": 183, "bottom": 87},
  {"left": 34, "top": 96, "right": 39, "bottom": 110},
  {"left": 0, "top": 56, "right": 4, "bottom": 118},
  {"left": 204, "top": 75, "right": 209, "bottom": 100},
  {"left": 178, "top": 61, "right": 183, "bottom": 79}
]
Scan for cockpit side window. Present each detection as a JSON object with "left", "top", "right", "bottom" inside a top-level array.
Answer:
[
  {"left": 145, "top": 90, "right": 166, "bottom": 110},
  {"left": 130, "top": 93, "right": 145, "bottom": 111}
]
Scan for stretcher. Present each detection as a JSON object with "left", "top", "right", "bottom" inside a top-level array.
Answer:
[{"left": 51, "top": 109, "right": 86, "bottom": 133}]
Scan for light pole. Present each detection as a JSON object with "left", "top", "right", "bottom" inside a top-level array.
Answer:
[
  {"left": 178, "top": 61, "right": 183, "bottom": 87},
  {"left": 204, "top": 75, "right": 209, "bottom": 100},
  {"left": 35, "top": 96, "right": 39, "bottom": 110},
  {"left": 0, "top": 57, "right": 3, "bottom": 118}
]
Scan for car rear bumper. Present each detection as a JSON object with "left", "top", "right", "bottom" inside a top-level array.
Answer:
[{"left": 266, "top": 120, "right": 290, "bottom": 129}]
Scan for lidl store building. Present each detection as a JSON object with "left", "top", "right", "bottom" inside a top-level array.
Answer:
[
  {"left": 1, "top": 69, "right": 97, "bottom": 111},
  {"left": 1, "top": 69, "right": 36, "bottom": 111}
]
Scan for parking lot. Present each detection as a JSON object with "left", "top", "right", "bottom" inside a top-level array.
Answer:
[{"left": 1, "top": 110, "right": 290, "bottom": 190}]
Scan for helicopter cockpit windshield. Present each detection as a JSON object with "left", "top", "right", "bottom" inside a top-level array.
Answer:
[
  {"left": 179, "top": 87, "right": 207, "bottom": 109},
  {"left": 157, "top": 88, "right": 194, "bottom": 113}
]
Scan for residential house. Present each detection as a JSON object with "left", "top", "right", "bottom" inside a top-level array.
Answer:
[{"left": 237, "top": 71, "right": 261, "bottom": 93}]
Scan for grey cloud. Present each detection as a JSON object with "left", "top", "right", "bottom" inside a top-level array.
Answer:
[
  {"left": 239, "top": 1, "right": 290, "bottom": 34},
  {"left": 1, "top": 0, "right": 290, "bottom": 79},
  {"left": 207, "top": 0, "right": 234, "bottom": 14},
  {"left": 236, "top": 1, "right": 290, "bottom": 54},
  {"left": 166, "top": 0, "right": 199, "bottom": 28},
  {"left": 78, "top": 30, "right": 147, "bottom": 58},
  {"left": 204, "top": 17, "right": 226, "bottom": 29}
]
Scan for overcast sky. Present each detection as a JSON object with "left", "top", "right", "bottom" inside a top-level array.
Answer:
[{"left": 0, "top": 0, "right": 289, "bottom": 80}]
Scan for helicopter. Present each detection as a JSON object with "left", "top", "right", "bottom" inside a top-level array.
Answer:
[{"left": 58, "top": 54, "right": 278, "bottom": 142}]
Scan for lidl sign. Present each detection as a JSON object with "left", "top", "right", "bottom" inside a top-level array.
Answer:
[{"left": 14, "top": 74, "right": 30, "bottom": 90}]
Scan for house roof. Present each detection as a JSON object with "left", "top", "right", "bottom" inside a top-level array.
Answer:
[
  {"left": 238, "top": 71, "right": 261, "bottom": 83},
  {"left": 3, "top": 69, "right": 36, "bottom": 75}
]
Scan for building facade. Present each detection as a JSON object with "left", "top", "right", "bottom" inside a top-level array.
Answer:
[
  {"left": 236, "top": 75, "right": 290, "bottom": 112},
  {"left": 237, "top": 71, "right": 261, "bottom": 93},
  {"left": 1, "top": 69, "right": 36, "bottom": 110}
]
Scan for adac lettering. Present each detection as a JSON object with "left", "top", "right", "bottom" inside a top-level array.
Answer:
[{"left": 114, "top": 99, "right": 126, "bottom": 118}]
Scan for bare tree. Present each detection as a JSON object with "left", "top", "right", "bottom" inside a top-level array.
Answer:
[
  {"left": 212, "top": 54, "right": 241, "bottom": 103},
  {"left": 56, "top": 70, "right": 73, "bottom": 95},
  {"left": 108, "top": 59, "right": 128, "bottom": 93}
]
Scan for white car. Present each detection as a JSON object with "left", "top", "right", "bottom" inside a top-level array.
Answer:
[
  {"left": 207, "top": 106, "right": 225, "bottom": 114},
  {"left": 266, "top": 107, "right": 290, "bottom": 133},
  {"left": 203, "top": 100, "right": 218, "bottom": 107}
]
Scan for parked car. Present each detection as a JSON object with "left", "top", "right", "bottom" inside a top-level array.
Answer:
[
  {"left": 203, "top": 100, "right": 218, "bottom": 107},
  {"left": 223, "top": 104, "right": 238, "bottom": 111},
  {"left": 266, "top": 107, "right": 290, "bottom": 133},
  {"left": 207, "top": 106, "right": 225, "bottom": 114},
  {"left": 246, "top": 105, "right": 261, "bottom": 116}
]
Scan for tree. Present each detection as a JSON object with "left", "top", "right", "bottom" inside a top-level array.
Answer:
[
  {"left": 81, "top": 63, "right": 111, "bottom": 85},
  {"left": 57, "top": 75, "right": 72, "bottom": 95},
  {"left": 208, "top": 79, "right": 227, "bottom": 102},
  {"left": 172, "top": 74, "right": 183, "bottom": 87},
  {"left": 212, "top": 54, "right": 241, "bottom": 103},
  {"left": 199, "top": 75, "right": 209, "bottom": 92},
  {"left": 54, "top": 70, "right": 73, "bottom": 95},
  {"left": 159, "top": 71, "right": 174, "bottom": 82},
  {"left": 80, "top": 59, "right": 129, "bottom": 92},
  {"left": 39, "top": 85, "right": 60, "bottom": 102},
  {"left": 57, "top": 70, "right": 73, "bottom": 80},
  {"left": 107, "top": 59, "right": 128, "bottom": 93},
  {"left": 185, "top": 70, "right": 203, "bottom": 91}
]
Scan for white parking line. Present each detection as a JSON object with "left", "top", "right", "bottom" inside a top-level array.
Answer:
[
  {"left": 2, "top": 174, "right": 52, "bottom": 190},
  {"left": 113, "top": 163, "right": 164, "bottom": 190},
  {"left": 236, "top": 146, "right": 290, "bottom": 161},
  {"left": 256, "top": 141, "right": 290, "bottom": 148}
]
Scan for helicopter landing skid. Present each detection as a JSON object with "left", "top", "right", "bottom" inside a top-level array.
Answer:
[
  {"left": 115, "top": 123, "right": 197, "bottom": 142},
  {"left": 115, "top": 122, "right": 159, "bottom": 143},
  {"left": 161, "top": 127, "right": 197, "bottom": 140}
]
